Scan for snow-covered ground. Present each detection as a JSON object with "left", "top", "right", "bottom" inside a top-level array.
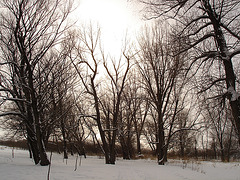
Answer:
[{"left": 0, "top": 146, "right": 239, "bottom": 180}]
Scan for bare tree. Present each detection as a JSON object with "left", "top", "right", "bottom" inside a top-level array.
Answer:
[
  {"left": 69, "top": 26, "right": 111, "bottom": 163},
  {"left": 0, "top": 0, "right": 73, "bottom": 165},
  {"left": 69, "top": 25, "right": 131, "bottom": 164},
  {"left": 201, "top": 87, "right": 238, "bottom": 161},
  {"left": 102, "top": 54, "right": 131, "bottom": 162},
  {"left": 135, "top": 24, "right": 188, "bottom": 164},
  {"left": 141, "top": 0, "right": 240, "bottom": 144},
  {"left": 121, "top": 71, "right": 149, "bottom": 157}
]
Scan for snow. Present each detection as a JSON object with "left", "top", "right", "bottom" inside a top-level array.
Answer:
[
  {"left": 0, "top": 146, "right": 239, "bottom": 180},
  {"left": 228, "top": 86, "right": 240, "bottom": 101}
]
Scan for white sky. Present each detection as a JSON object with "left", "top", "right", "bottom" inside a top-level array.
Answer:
[{"left": 73, "top": 0, "right": 145, "bottom": 56}]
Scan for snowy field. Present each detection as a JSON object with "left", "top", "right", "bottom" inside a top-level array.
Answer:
[{"left": 0, "top": 146, "right": 239, "bottom": 180}]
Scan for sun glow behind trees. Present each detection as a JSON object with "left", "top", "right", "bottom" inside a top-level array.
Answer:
[{"left": 74, "top": 0, "right": 143, "bottom": 56}]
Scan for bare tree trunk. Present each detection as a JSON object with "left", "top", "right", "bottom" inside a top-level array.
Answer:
[
  {"left": 220, "top": 142, "right": 225, "bottom": 162},
  {"left": 127, "top": 130, "right": 133, "bottom": 159},
  {"left": 136, "top": 132, "right": 141, "bottom": 155},
  {"left": 179, "top": 134, "right": 184, "bottom": 158},
  {"left": 157, "top": 116, "right": 165, "bottom": 165},
  {"left": 59, "top": 97, "right": 68, "bottom": 159},
  {"left": 229, "top": 100, "right": 240, "bottom": 145},
  {"left": 29, "top": 68, "right": 50, "bottom": 166},
  {"left": 194, "top": 138, "right": 198, "bottom": 160},
  {"left": 109, "top": 128, "right": 117, "bottom": 164},
  {"left": 26, "top": 127, "right": 40, "bottom": 164},
  {"left": 119, "top": 134, "right": 131, "bottom": 160},
  {"left": 212, "top": 139, "right": 217, "bottom": 160},
  {"left": 202, "top": 0, "right": 240, "bottom": 145},
  {"left": 227, "top": 126, "right": 234, "bottom": 162},
  {"left": 27, "top": 137, "right": 33, "bottom": 159},
  {"left": 61, "top": 121, "right": 68, "bottom": 159},
  {"left": 91, "top": 78, "right": 111, "bottom": 164}
]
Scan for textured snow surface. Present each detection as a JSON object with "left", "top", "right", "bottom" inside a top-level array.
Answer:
[{"left": 0, "top": 146, "right": 239, "bottom": 180}]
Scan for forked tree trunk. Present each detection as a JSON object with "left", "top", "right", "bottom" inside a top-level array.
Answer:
[
  {"left": 36, "top": 124, "right": 50, "bottom": 166},
  {"left": 26, "top": 127, "right": 40, "bottom": 164},
  {"left": 30, "top": 64, "right": 50, "bottom": 165}
]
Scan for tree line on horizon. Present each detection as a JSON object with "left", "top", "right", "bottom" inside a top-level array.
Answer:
[{"left": 0, "top": 0, "right": 239, "bottom": 166}]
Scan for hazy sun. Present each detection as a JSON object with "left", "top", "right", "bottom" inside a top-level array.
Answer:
[{"left": 75, "top": 0, "right": 143, "bottom": 56}]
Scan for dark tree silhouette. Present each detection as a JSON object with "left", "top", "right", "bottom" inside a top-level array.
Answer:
[{"left": 142, "top": 0, "right": 240, "bottom": 145}]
